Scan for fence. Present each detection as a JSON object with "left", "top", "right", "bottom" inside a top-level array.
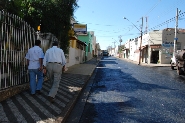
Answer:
[
  {"left": 0, "top": 11, "right": 36, "bottom": 91},
  {"left": 0, "top": 11, "right": 58, "bottom": 91},
  {"left": 0, "top": 11, "right": 60, "bottom": 102}
]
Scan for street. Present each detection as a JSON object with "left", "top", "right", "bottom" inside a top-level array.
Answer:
[{"left": 66, "top": 56, "right": 185, "bottom": 123}]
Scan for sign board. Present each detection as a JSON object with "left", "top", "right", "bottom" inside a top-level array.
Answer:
[
  {"left": 37, "top": 25, "right": 40, "bottom": 31},
  {"left": 73, "top": 23, "right": 87, "bottom": 35}
]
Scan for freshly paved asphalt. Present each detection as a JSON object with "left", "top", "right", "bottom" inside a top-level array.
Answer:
[{"left": 0, "top": 56, "right": 170, "bottom": 123}]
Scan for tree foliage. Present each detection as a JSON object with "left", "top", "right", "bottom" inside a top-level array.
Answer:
[
  {"left": 1, "top": 0, "right": 79, "bottom": 53},
  {"left": 0, "top": 0, "right": 22, "bottom": 15}
]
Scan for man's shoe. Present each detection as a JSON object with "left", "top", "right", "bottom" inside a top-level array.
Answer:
[
  {"left": 30, "top": 93, "right": 35, "bottom": 96},
  {"left": 48, "top": 96, "right": 55, "bottom": 103},
  {"left": 36, "top": 90, "right": 42, "bottom": 95}
]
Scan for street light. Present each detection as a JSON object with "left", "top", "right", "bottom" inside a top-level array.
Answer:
[
  {"left": 123, "top": 17, "right": 141, "bottom": 32},
  {"left": 123, "top": 17, "right": 143, "bottom": 65}
]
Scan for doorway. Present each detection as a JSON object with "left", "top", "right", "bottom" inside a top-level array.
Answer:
[{"left": 151, "top": 51, "right": 159, "bottom": 63}]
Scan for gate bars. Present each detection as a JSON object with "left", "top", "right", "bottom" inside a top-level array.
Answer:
[{"left": 0, "top": 11, "right": 35, "bottom": 90}]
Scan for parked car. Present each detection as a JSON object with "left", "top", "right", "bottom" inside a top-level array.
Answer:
[{"left": 170, "top": 56, "right": 177, "bottom": 70}]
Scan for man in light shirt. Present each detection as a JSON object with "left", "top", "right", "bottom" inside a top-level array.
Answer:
[
  {"left": 26, "top": 40, "right": 44, "bottom": 95},
  {"left": 43, "top": 41, "right": 66, "bottom": 103}
]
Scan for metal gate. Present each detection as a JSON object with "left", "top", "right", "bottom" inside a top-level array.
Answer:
[{"left": 0, "top": 11, "right": 36, "bottom": 90}]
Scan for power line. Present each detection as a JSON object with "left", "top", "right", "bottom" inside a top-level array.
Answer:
[
  {"left": 144, "top": 0, "right": 161, "bottom": 16},
  {"left": 145, "top": 0, "right": 185, "bottom": 33},
  {"left": 147, "top": 0, "right": 182, "bottom": 21},
  {"left": 78, "top": 22, "right": 116, "bottom": 26},
  {"left": 148, "top": 11, "right": 185, "bottom": 31}
]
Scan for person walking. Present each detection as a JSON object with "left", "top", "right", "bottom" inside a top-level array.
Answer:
[
  {"left": 43, "top": 41, "right": 66, "bottom": 103},
  {"left": 25, "top": 40, "right": 44, "bottom": 95}
]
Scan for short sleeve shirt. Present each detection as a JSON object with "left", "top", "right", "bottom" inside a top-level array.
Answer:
[{"left": 25, "top": 46, "right": 44, "bottom": 69}]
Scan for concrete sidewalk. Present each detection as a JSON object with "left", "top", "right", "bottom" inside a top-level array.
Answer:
[
  {"left": 120, "top": 57, "right": 171, "bottom": 67},
  {"left": 0, "top": 57, "right": 100, "bottom": 123}
]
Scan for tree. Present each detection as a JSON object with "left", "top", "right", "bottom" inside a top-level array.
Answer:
[
  {"left": 0, "top": 0, "right": 22, "bottom": 15},
  {"left": 22, "top": 0, "right": 78, "bottom": 53},
  {"left": 2, "top": 0, "right": 79, "bottom": 54}
]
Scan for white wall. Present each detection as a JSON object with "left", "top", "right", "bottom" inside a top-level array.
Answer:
[
  {"left": 125, "top": 40, "right": 130, "bottom": 49},
  {"left": 129, "top": 40, "right": 135, "bottom": 61},
  {"left": 149, "top": 30, "right": 163, "bottom": 45},
  {"left": 124, "top": 40, "right": 130, "bottom": 59},
  {"left": 86, "top": 52, "right": 93, "bottom": 61},
  {"left": 66, "top": 47, "right": 75, "bottom": 67},
  {"left": 66, "top": 47, "right": 85, "bottom": 67},
  {"left": 127, "top": 37, "right": 140, "bottom": 62},
  {"left": 92, "top": 36, "right": 96, "bottom": 55}
]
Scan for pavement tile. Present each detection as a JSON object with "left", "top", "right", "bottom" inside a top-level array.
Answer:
[{"left": 0, "top": 57, "right": 100, "bottom": 123}]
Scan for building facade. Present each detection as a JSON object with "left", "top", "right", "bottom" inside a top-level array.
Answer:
[
  {"left": 66, "top": 18, "right": 87, "bottom": 67},
  {"left": 123, "top": 28, "right": 185, "bottom": 64},
  {"left": 77, "top": 31, "right": 95, "bottom": 61}
]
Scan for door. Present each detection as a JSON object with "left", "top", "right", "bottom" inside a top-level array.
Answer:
[{"left": 151, "top": 51, "right": 159, "bottom": 63}]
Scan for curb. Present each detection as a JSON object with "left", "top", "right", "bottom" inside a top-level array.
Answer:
[
  {"left": 119, "top": 57, "right": 171, "bottom": 67},
  {"left": 59, "top": 72, "right": 93, "bottom": 123},
  {"left": 59, "top": 58, "right": 101, "bottom": 123}
]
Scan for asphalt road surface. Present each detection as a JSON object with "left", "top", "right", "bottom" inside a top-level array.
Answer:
[{"left": 66, "top": 56, "right": 185, "bottom": 123}]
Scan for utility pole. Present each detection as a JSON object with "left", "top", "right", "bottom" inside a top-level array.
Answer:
[
  {"left": 118, "top": 35, "right": 122, "bottom": 58},
  {"left": 112, "top": 40, "right": 116, "bottom": 56},
  {"left": 145, "top": 16, "right": 148, "bottom": 34},
  {"left": 119, "top": 39, "right": 122, "bottom": 58},
  {"left": 173, "top": 8, "right": 179, "bottom": 58},
  {"left": 138, "top": 17, "right": 143, "bottom": 65},
  {"left": 124, "top": 17, "right": 143, "bottom": 65}
]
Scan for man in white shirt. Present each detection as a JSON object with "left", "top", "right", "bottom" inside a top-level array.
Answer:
[
  {"left": 25, "top": 40, "right": 44, "bottom": 95},
  {"left": 43, "top": 41, "right": 66, "bottom": 103}
]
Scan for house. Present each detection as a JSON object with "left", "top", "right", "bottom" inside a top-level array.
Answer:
[
  {"left": 77, "top": 31, "right": 96, "bottom": 61},
  {"left": 142, "top": 28, "right": 185, "bottom": 64},
  {"left": 66, "top": 18, "right": 87, "bottom": 67},
  {"left": 129, "top": 38, "right": 138, "bottom": 61},
  {"left": 123, "top": 39, "right": 131, "bottom": 59},
  {"left": 67, "top": 36, "right": 87, "bottom": 67},
  {"left": 123, "top": 28, "right": 185, "bottom": 64}
]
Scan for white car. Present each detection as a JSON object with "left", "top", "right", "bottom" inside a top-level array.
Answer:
[
  {"left": 170, "top": 50, "right": 182, "bottom": 70},
  {"left": 170, "top": 56, "right": 177, "bottom": 70}
]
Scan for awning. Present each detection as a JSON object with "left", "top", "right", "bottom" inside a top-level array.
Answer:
[
  {"left": 70, "top": 36, "right": 87, "bottom": 46},
  {"left": 150, "top": 45, "right": 161, "bottom": 49},
  {"left": 77, "top": 40, "right": 87, "bottom": 46},
  {"left": 70, "top": 37, "right": 77, "bottom": 40}
]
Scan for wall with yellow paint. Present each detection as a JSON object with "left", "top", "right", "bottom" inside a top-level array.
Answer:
[{"left": 70, "top": 40, "right": 77, "bottom": 48}]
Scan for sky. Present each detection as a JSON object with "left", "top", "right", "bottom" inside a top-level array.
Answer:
[{"left": 74, "top": 0, "right": 185, "bottom": 50}]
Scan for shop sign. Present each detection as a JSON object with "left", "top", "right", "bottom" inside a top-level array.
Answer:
[{"left": 162, "top": 44, "right": 171, "bottom": 47}]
